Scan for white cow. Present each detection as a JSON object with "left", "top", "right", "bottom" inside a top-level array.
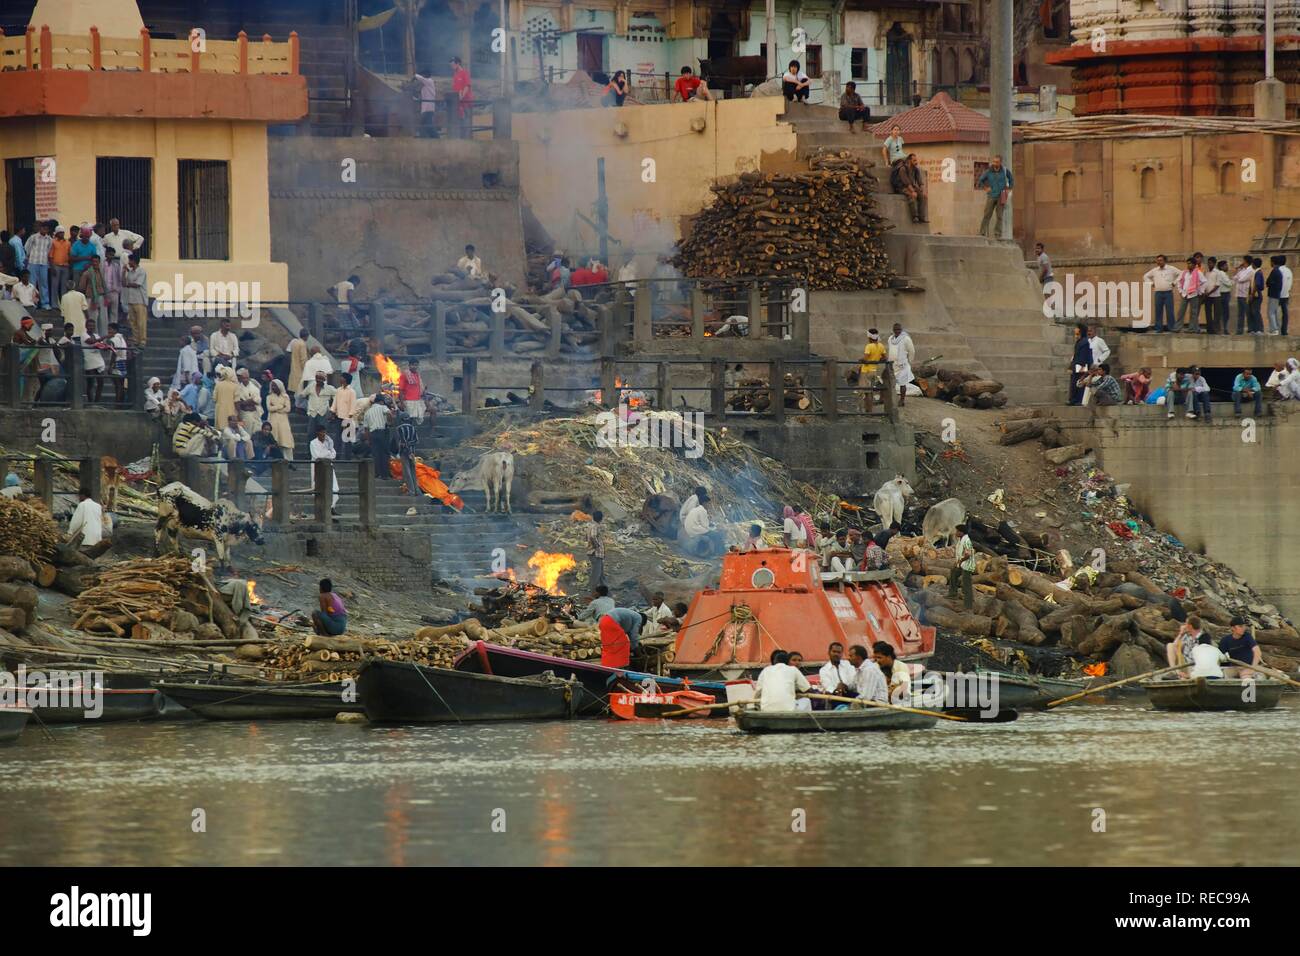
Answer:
[
  {"left": 450, "top": 451, "right": 516, "bottom": 514},
  {"left": 921, "top": 497, "right": 966, "bottom": 547},
  {"left": 872, "top": 475, "right": 914, "bottom": 531}
]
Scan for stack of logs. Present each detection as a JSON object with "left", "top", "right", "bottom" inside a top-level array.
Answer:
[
  {"left": 379, "top": 275, "right": 607, "bottom": 358},
  {"left": 896, "top": 540, "right": 1300, "bottom": 667},
  {"left": 67, "top": 556, "right": 241, "bottom": 641},
  {"left": 914, "top": 365, "right": 1008, "bottom": 410},
  {"left": 727, "top": 371, "right": 812, "bottom": 412},
  {"left": 996, "top": 410, "right": 1093, "bottom": 465},
  {"left": 674, "top": 150, "right": 895, "bottom": 291}
]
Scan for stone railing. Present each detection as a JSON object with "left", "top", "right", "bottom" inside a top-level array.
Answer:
[{"left": 0, "top": 25, "right": 299, "bottom": 76}]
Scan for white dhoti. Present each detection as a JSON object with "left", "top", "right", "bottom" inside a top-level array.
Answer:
[
  {"left": 893, "top": 356, "right": 914, "bottom": 387},
  {"left": 404, "top": 399, "right": 426, "bottom": 422}
]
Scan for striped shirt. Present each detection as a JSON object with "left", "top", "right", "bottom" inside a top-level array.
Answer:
[
  {"left": 395, "top": 421, "right": 417, "bottom": 452},
  {"left": 24, "top": 233, "right": 52, "bottom": 266}
]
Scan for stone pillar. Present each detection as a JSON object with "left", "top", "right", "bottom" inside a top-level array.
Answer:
[{"left": 990, "top": 0, "right": 1013, "bottom": 240}]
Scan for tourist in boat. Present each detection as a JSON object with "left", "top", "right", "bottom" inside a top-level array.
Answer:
[
  {"left": 311, "top": 578, "right": 348, "bottom": 637},
  {"left": 1166, "top": 615, "right": 1204, "bottom": 674},
  {"left": 1220, "top": 616, "right": 1262, "bottom": 679},
  {"left": 577, "top": 584, "right": 615, "bottom": 623},
  {"left": 818, "top": 642, "right": 857, "bottom": 698},
  {"left": 754, "top": 650, "right": 811, "bottom": 712},
  {"left": 598, "top": 607, "right": 645, "bottom": 669},
  {"left": 846, "top": 644, "right": 888, "bottom": 704},
  {"left": 1188, "top": 634, "right": 1229, "bottom": 679},
  {"left": 872, "top": 642, "right": 912, "bottom": 701},
  {"left": 787, "top": 652, "right": 814, "bottom": 711}
]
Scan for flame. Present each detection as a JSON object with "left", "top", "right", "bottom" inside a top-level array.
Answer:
[
  {"left": 374, "top": 353, "right": 401, "bottom": 389},
  {"left": 527, "top": 550, "right": 576, "bottom": 593},
  {"left": 703, "top": 331, "right": 713, "bottom": 337},
  {"left": 1082, "top": 662, "right": 1107, "bottom": 677},
  {"left": 493, "top": 568, "right": 519, "bottom": 584},
  {"left": 247, "top": 580, "right": 262, "bottom": 606}
]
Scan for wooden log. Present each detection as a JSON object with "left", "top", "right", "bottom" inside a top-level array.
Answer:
[
  {"left": 999, "top": 598, "right": 1047, "bottom": 646},
  {"left": 1076, "top": 612, "right": 1136, "bottom": 658},
  {"left": 1256, "top": 628, "right": 1300, "bottom": 651},
  {"left": 34, "top": 561, "right": 57, "bottom": 588},
  {"left": 959, "top": 379, "right": 1004, "bottom": 397},
  {"left": 130, "top": 621, "right": 176, "bottom": 641},
  {"left": 304, "top": 635, "right": 364, "bottom": 653},
  {"left": 236, "top": 644, "right": 266, "bottom": 660},
  {"left": 0, "top": 582, "right": 38, "bottom": 611},
  {"left": 0, "top": 556, "right": 36, "bottom": 582},
  {"left": 998, "top": 419, "right": 1058, "bottom": 446},
  {"left": 1018, "top": 568, "right": 1087, "bottom": 605},
  {"left": 994, "top": 582, "right": 1049, "bottom": 617},
  {"left": 0, "top": 606, "right": 27, "bottom": 630},
  {"left": 1122, "top": 569, "right": 1163, "bottom": 594},
  {"left": 1132, "top": 605, "right": 1179, "bottom": 641},
  {"left": 924, "top": 606, "right": 994, "bottom": 636},
  {"left": 1043, "top": 444, "right": 1088, "bottom": 465},
  {"left": 53, "top": 566, "right": 96, "bottom": 596}
]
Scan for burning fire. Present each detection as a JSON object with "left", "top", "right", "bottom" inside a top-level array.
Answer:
[
  {"left": 373, "top": 353, "right": 401, "bottom": 390},
  {"left": 527, "top": 550, "right": 576, "bottom": 593},
  {"left": 1082, "top": 662, "right": 1107, "bottom": 677},
  {"left": 247, "top": 580, "right": 262, "bottom": 606}
]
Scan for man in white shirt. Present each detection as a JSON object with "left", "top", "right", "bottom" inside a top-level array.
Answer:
[
  {"left": 872, "top": 641, "right": 912, "bottom": 702},
  {"left": 309, "top": 425, "right": 340, "bottom": 513},
  {"left": 173, "top": 334, "right": 199, "bottom": 390},
  {"left": 60, "top": 287, "right": 90, "bottom": 338},
  {"left": 1232, "top": 255, "right": 1254, "bottom": 335},
  {"left": 235, "top": 367, "right": 263, "bottom": 437},
  {"left": 300, "top": 346, "right": 334, "bottom": 393},
  {"left": 848, "top": 644, "right": 888, "bottom": 703},
  {"left": 678, "top": 486, "right": 705, "bottom": 531},
  {"left": 1200, "top": 259, "right": 1226, "bottom": 334},
  {"left": 755, "top": 650, "right": 811, "bottom": 711},
  {"left": 221, "top": 415, "right": 253, "bottom": 461},
  {"left": 67, "top": 487, "right": 104, "bottom": 551},
  {"left": 887, "top": 322, "right": 915, "bottom": 407},
  {"left": 414, "top": 73, "right": 438, "bottom": 138},
  {"left": 302, "top": 370, "right": 338, "bottom": 438},
  {"left": 1143, "top": 254, "right": 1179, "bottom": 333},
  {"left": 1175, "top": 257, "right": 1203, "bottom": 333},
  {"left": 1086, "top": 325, "right": 1110, "bottom": 366},
  {"left": 782, "top": 505, "right": 808, "bottom": 548},
  {"left": 100, "top": 219, "right": 143, "bottom": 261},
  {"left": 1280, "top": 255, "right": 1293, "bottom": 336},
  {"left": 331, "top": 372, "right": 359, "bottom": 458},
  {"left": 12, "top": 270, "right": 38, "bottom": 308},
  {"left": 209, "top": 318, "right": 239, "bottom": 370},
  {"left": 1189, "top": 634, "right": 1228, "bottom": 679},
  {"left": 456, "top": 244, "right": 484, "bottom": 279},
  {"left": 818, "top": 641, "right": 858, "bottom": 697}
]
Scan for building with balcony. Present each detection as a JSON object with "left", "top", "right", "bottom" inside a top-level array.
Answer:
[
  {"left": 1047, "top": 0, "right": 1300, "bottom": 115},
  {"left": 0, "top": 0, "right": 308, "bottom": 301}
]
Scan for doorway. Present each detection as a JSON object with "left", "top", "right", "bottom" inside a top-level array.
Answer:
[
  {"left": 577, "top": 32, "right": 604, "bottom": 76},
  {"left": 708, "top": 12, "right": 737, "bottom": 60},
  {"left": 885, "top": 23, "right": 911, "bottom": 106},
  {"left": 4, "top": 158, "right": 35, "bottom": 231}
]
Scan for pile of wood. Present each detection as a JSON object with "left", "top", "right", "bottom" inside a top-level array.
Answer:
[
  {"left": 894, "top": 538, "right": 1300, "bottom": 669},
  {"left": 674, "top": 150, "right": 895, "bottom": 291},
  {"left": 0, "top": 557, "right": 40, "bottom": 648},
  {"left": 68, "top": 556, "right": 240, "bottom": 640},
  {"left": 0, "top": 496, "right": 61, "bottom": 564},
  {"left": 727, "top": 370, "right": 812, "bottom": 412},
  {"left": 472, "top": 580, "right": 581, "bottom": 627},
  {"left": 378, "top": 275, "right": 607, "bottom": 358},
  {"left": 913, "top": 365, "right": 1008, "bottom": 410},
  {"left": 995, "top": 409, "right": 1092, "bottom": 465}
]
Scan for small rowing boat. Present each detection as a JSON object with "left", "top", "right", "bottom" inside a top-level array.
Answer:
[
  {"left": 155, "top": 681, "right": 363, "bottom": 720},
  {"left": 0, "top": 705, "right": 31, "bottom": 743},
  {"left": 1141, "top": 677, "right": 1286, "bottom": 712},
  {"left": 735, "top": 707, "right": 938, "bottom": 734},
  {"left": 609, "top": 689, "right": 717, "bottom": 720},
  {"left": 359, "top": 658, "right": 579, "bottom": 723}
]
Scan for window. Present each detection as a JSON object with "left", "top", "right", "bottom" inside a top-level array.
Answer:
[
  {"left": 1219, "top": 160, "right": 1239, "bottom": 194},
  {"left": 806, "top": 45, "right": 822, "bottom": 78},
  {"left": 851, "top": 47, "right": 868, "bottom": 79},
  {"left": 1062, "top": 170, "right": 1079, "bottom": 202},
  {"left": 1139, "top": 166, "right": 1156, "bottom": 200},
  {"left": 178, "top": 160, "right": 230, "bottom": 260},
  {"left": 96, "top": 157, "right": 152, "bottom": 255}
]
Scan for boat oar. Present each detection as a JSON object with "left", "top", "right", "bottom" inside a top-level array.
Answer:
[
  {"left": 659, "top": 699, "right": 747, "bottom": 718},
  {"left": 1046, "top": 663, "right": 1186, "bottom": 708},
  {"left": 1229, "top": 661, "right": 1300, "bottom": 690},
  {"left": 801, "top": 692, "right": 969, "bottom": 722}
]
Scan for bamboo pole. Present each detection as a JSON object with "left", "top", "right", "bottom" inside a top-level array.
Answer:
[
  {"left": 1046, "top": 664, "right": 1185, "bottom": 707},
  {"left": 1231, "top": 660, "right": 1300, "bottom": 691}
]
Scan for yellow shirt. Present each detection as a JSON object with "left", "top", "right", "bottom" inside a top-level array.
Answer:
[{"left": 860, "top": 341, "right": 887, "bottom": 376}]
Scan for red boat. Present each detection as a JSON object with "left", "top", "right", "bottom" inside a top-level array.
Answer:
[
  {"left": 608, "top": 688, "right": 717, "bottom": 720},
  {"left": 668, "top": 548, "right": 935, "bottom": 680}
]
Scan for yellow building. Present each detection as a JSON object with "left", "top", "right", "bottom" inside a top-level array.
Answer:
[{"left": 0, "top": 0, "right": 307, "bottom": 304}]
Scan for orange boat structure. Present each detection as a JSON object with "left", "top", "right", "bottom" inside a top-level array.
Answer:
[{"left": 669, "top": 548, "right": 935, "bottom": 680}]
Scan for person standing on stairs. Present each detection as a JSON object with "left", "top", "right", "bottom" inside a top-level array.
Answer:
[
  {"left": 1144, "top": 254, "right": 1179, "bottom": 333},
  {"left": 1034, "top": 242, "right": 1053, "bottom": 287},
  {"left": 976, "top": 155, "right": 1014, "bottom": 239},
  {"left": 395, "top": 413, "right": 420, "bottom": 507},
  {"left": 887, "top": 322, "right": 914, "bottom": 407},
  {"left": 838, "top": 81, "right": 870, "bottom": 132},
  {"left": 858, "top": 329, "right": 888, "bottom": 412},
  {"left": 1086, "top": 325, "right": 1110, "bottom": 367},
  {"left": 1068, "top": 323, "right": 1091, "bottom": 405}
]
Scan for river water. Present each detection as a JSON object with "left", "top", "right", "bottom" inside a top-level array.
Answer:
[{"left": 2, "top": 699, "right": 1297, "bottom": 866}]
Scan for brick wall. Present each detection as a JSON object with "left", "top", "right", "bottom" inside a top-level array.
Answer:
[{"left": 259, "top": 526, "right": 432, "bottom": 590}]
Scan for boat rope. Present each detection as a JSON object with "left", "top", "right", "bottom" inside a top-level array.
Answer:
[{"left": 408, "top": 660, "right": 463, "bottom": 723}]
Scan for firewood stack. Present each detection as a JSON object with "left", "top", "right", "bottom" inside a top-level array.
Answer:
[
  {"left": 727, "top": 371, "right": 813, "bottom": 412},
  {"left": 913, "top": 365, "right": 1009, "bottom": 410},
  {"left": 378, "top": 275, "right": 607, "bottom": 358},
  {"left": 0, "top": 499, "right": 101, "bottom": 649},
  {"left": 673, "top": 150, "right": 895, "bottom": 291},
  {"left": 68, "top": 556, "right": 241, "bottom": 640}
]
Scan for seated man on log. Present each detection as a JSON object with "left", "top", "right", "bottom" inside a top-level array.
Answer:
[{"left": 311, "top": 578, "right": 348, "bottom": 636}]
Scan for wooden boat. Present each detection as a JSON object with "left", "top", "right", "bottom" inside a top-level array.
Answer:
[
  {"left": 609, "top": 689, "right": 717, "bottom": 720},
  {"left": 29, "top": 686, "right": 163, "bottom": 723},
  {"left": 735, "top": 706, "right": 938, "bottom": 734},
  {"left": 454, "top": 641, "right": 730, "bottom": 716},
  {"left": 922, "top": 670, "right": 1042, "bottom": 714},
  {"left": 359, "top": 658, "right": 579, "bottom": 723},
  {"left": 1141, "top": 677, "right": 1286, "bottom": 711},
  {"left": 154, "top": 681, "right": 363, "bottom": 720},
  {"left": 0, "top": 706, "right": 31, "bottom": 743}
]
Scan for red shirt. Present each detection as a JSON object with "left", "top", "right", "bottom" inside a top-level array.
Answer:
[
  {"left": 675, "top": 75, "right": 702, "bottom": 101},
  {"left": 571, "top": 268, "right": 597, "bottom": 286},
  {"left": 399, "top": 369, "right": 423, "bottom": 401},
  {"left": 452, "top": 66, "right": 473, "bottom": 115}
]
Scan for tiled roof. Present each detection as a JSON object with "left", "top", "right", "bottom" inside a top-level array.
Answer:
[{"left": 871, "top": 91, "right": 992, "bottom": 143}]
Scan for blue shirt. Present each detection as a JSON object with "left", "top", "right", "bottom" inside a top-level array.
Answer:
[
  {"left": 1233, "top": 374, "right": 1260, "bottom": 393},
  {"left": 607, "top": 607, "right": 643, "bottom": 647},
  {"left": 977, "top": 166, "right": 1014, "bottom": 199},
  {"left": 70, "top": 239, "right": 97, "bottom": 276},
  {"left": 9, "top": 235, "right": 25, "bottom": 270}
]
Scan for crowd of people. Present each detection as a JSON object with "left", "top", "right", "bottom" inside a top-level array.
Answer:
[{"left": 1141, "top": 251, "right": 1292, "bottom": 335}]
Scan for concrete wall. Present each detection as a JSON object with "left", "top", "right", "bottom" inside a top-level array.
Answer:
[
  {"left": 1057, "top": 406, "right": 1300, "bottom": 616},
  {"left": 895, "top": 143, "right": 996, "bottom": 237},
  {"left": 0, "top": 408, "right": 159, "bottom": 461},
  {"left": 0, "top": 116, "right": 289, "bottom": 300},
  {"left": 268, "top": 137, "right": 528, "bottom": 300},
  {"left": 512, "top": 96, "right": 797, "bottom": 256},
  {"left": 260, "top": 526, "right": 433, "bottom": 590},
  {"left": 735, "top": 419, "right": 915, "bottom": 494}
]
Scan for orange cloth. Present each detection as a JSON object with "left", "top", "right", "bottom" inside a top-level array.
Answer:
[
  {"left": 387, "top": 456, "right": 464, "bottom": 511},
  {"left": 600, "top": 614, "right": 631, "bottom": 668}
]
